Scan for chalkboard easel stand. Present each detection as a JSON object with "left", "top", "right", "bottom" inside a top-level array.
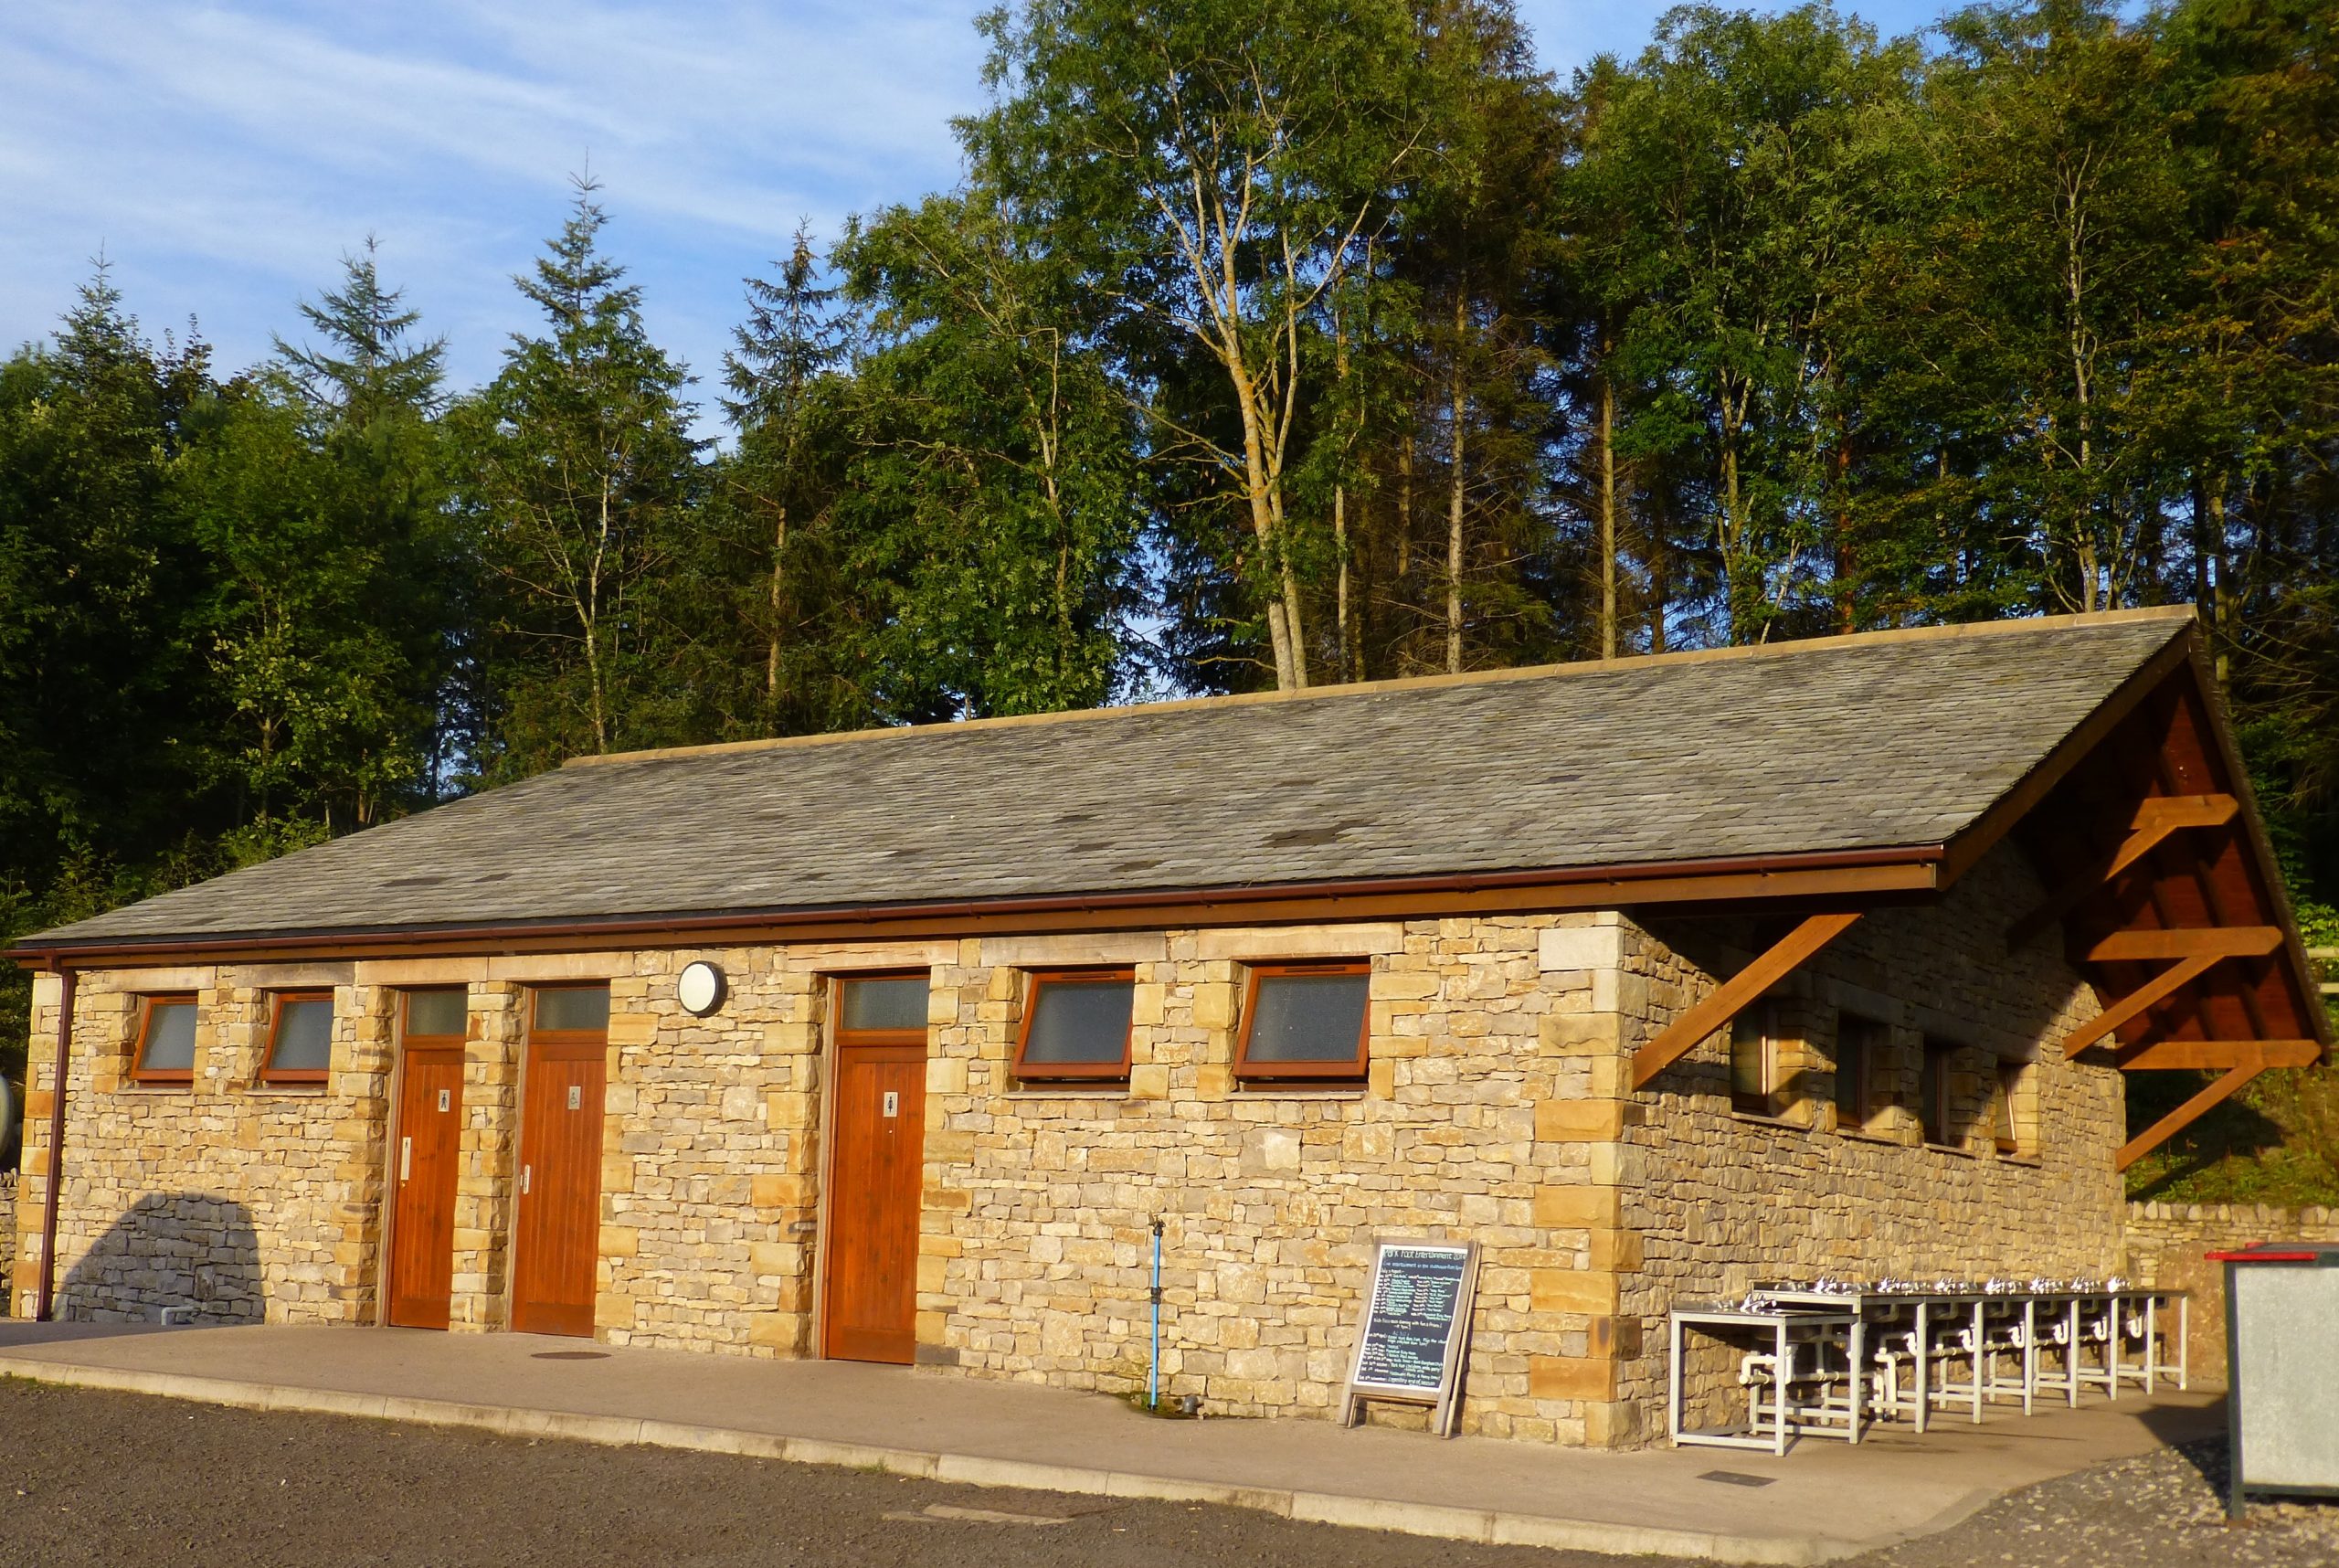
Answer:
[{"left": 1339, "top": 1239, "right": 1481, "bottom": 1439}]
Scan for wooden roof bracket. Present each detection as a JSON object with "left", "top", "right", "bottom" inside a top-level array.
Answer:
[
  {"left": 2059, "top": 927, "right": 2287, "bottom": 1058},
  {"left": 1629, "top": 912, "right": 1864, "bottom": 1091},
  {"left": 2117, "top": 1063, "right": 2264, "bottom": 1172},
  {"left": 2006, "top": 793, "right": 2240, "bottom": 952}
]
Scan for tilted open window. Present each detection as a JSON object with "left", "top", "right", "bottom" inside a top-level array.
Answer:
[
  {"left": 260, "top": 991, "right": 335, "bottom": 1086},
  {"left": 131, "top": 994, "right": 198, "bottom": 1086},
  {"left": 1014, "top": 969, "right": 1136, "bottom": 1083},
  {"left": 1234, "top": 961, "right": 1371, "bottom": 1083}
]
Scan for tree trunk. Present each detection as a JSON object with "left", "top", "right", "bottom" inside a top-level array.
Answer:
[
  {"left": 1598, "top": 366, "right": 1617, "bottom": 660},
  {"left": 1445, "top": 291, "right": 1468, "bottom": 676},
  {"left": 765, "top": 505, "right": 788, "bottom": 726}
]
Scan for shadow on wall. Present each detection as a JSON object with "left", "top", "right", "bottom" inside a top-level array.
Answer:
[{"left": 58, "top": 1193, "right": 263, "bottom": 1325}]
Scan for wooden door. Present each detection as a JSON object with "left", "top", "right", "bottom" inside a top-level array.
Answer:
[
  {"left": 823, "top": 1041, "right": 927, "bottom": 1363},
  {"left": 511, "top": 1038, "right": 606, "bottom": 1337},
  {"left": 386, "top": 1047, "right": 463, "bottom": 1329}
]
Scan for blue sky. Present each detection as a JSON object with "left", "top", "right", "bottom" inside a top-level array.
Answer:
[{"left": 2, "top": 1, "right": 1952, "bottom": 418}]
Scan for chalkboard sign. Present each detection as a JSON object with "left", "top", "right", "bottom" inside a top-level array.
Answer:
[{"left": 1340, "top": 1238, "right": 1481, "bottom": 1436}]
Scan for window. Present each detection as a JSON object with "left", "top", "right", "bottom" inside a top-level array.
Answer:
[
  {"left": 1015, "top": 969, "right": 1136, "bottom": 1082},
  {"left": 1234, "top": 962, "right": 1370, "bottom": 1082},
  {"left": 259, "top": 991, "right": 334, "bottom": 1086},
  {"left": 1834, "top": 1015, "right": 1883, "bottom": 1130},
  {"left": 533, "top": 984, "right": 610, "bottom": 1037},
  {"left": 837, "top": 975, "right": 929, "bottom": 1036},
  {"left": 1730, "top": 1001, "right": 1780, "bottom": 1116},
  {"left": 1921, "top": 1038, "right": 1959, "bottom": 1148},
  {"left": 131, "top": 994, "right": 197, "bottom": 1085},
  {"left": 403, "top": 988, "right": 468, "bottom": 1043},
  {"left": 1992, "top": 1060, "right": 2026, "bottom": 1156}
]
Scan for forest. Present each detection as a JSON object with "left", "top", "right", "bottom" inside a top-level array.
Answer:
[{"left": 3, "top": 0, "right": 2334, "bottom": 1190}]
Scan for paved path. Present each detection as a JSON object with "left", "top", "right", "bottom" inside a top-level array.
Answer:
[{"left": 0, "top": 1321, "right": 2225, "bottom": 1563}]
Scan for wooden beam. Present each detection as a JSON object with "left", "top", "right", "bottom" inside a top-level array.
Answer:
[
  {"left": 2117, "top": 1038, "right": 2323, "bottom": 1071},
  {"left": 2115, "top": 1063, "right": 2262, "bottom": 1172},
  {"left": 2006, "top": 794, "right": 2240, "bottom": 951},
  {"left": 2063, "top": 953, "right": 2221, "bottom": 1057},
  {"left": 2084, "top": 926, "right": 2284, "bottom": 962},
  {"left": 1629, "top": 912, "right": 1863, "bottom": 1090}
]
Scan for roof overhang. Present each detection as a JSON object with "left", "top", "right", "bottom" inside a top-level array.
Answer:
[{"left": 12, "top": 842, "right": 1948, "bottom": 970}]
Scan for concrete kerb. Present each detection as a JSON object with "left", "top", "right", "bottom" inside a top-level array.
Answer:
[{"left": 0, "top": 1351, "right": 1842, "bottom": 1563}]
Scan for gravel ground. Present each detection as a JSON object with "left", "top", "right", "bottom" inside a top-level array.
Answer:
[
  {"left": 1847, "top": 1436, "right": 2339, "bottom": 1568},
  {"left": 0, "top": 1379, "right": 2333, "bottom": 1568}
]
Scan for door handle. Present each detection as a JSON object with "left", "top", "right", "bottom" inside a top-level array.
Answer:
[
  {"left": 399, "top": 1137, "right": 412, "bottom": 1182},
  {"left": 521, "top": 1164, "right": 532, "bottom": 1196}
]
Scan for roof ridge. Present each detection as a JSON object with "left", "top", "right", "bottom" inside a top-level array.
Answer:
[{"left": 564, "top": 604, "right": 2198, "bottom": 770}]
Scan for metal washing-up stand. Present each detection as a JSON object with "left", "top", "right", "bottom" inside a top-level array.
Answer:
[
  {"left": 1667, "top": 1305, "right": 1865, "bottom": 1455},
  {"left": 1668, "top": 1281, "right": 2187, "bottom": 1454}
]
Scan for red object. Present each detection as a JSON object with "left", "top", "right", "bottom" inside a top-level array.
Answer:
[{"left": 2206, "top": 1248, "right": 2323, "bottom": 1263}]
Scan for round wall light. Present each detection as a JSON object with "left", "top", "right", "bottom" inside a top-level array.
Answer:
[{"left": 677, "top": 961, "right": 726, "bottom": 1017}]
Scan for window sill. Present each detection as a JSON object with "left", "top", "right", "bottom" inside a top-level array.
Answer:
[
  {"left": 1238, "top": 1085, "right": 1369, "bottom": 1099},
  {"left": 1922, "top": 1142, "right": 1978, "bottom": 1159},
  {"left": 1834, "top": 1126, "right": 1907, "bottom": 1147},
  {"left": 1007, "top": 1086, "right": 1131, "bottom": 1100},
  {"left": 1995, "top": 1152, "right": 2042, "bottom": 1168},
  {"left": 118, "top": 1082, "right": 196, "bottom": 1095},
  {"left": 1729, "top": 1109, "right": 1811, "bottom": 1131},
  {"left": 247, "top": 1084, "right": 330, "bottom": 1098}
]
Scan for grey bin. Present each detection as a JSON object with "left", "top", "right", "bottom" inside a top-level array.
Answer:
[{"left": 2214, "top": 1241, "right": 2339, "bottom": 1520}]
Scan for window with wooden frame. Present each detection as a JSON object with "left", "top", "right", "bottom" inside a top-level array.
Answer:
[
  {"left": 1014, "top": 969, "right": 1136, "bottom": 1083},
  {"left": 1233, "top": 961, "right": 1371, "bottom": 1083},
  {"left": 531, "top": 983, "right": 611, "bottom": 1039},
  {"left": 835, "top": 974, "right": 929, "bottom": 1040},
  {"left": 1832, "top": 1013, "right": 1884, "bottom": 1131},
  {"left": 259, "top": 991, "right": 335, "bottom": 1086},
  {"left": 401, "top": 987, "right": 469, "bottom": 1044},
  {"left": 1730, "top": 1001, "right": 1782, "bottom": 1116},
  {"left": 130, "top": 994, "right": 199, "bottom": 1086},
  {"left": 1920, "top": 1038, "right": 1959, "bottom": 1148},
  {"left": 1991, "top": 1060, "right": 2027, "bottom": 1156}
]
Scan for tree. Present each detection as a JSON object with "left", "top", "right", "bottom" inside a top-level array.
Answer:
[
  {"left": 450, "top": 179, "right": 706, "bottom": 776},
  {"left": 968, "top": 0, "right": 1439, "bottom": 690},
  {"left": 837, "top": 189, "right": 1146, "bottom": 716},
  {"left": 716, "top": 224, "right": 856, "bottom": 732}
]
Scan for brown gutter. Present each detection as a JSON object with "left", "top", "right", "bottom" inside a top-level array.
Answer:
[
  {"left": 34, "top": 961, "right": 71, "bottom": 1321},
  {"left": 10, "top": 843, "right": 1947, "bottom": 969}
]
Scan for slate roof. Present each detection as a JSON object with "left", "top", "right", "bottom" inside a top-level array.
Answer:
[{"left": 17, "top": 611, "right": 2195, "bottom": 949}]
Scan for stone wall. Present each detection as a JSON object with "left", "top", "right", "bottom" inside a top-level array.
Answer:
[
  {"left": 920, "top": 918, "right": 1610, "bottom": 1442},
  {"left": 14, "top": 869, "right": 2126, "bottom": 1446},
  {"left": 12, "top": 965, "right": 390, "bottom": 1324},
  {"left": 2122, "top": 1201, "right": 2339, "bottom": 1386},
  {"left": 1611, "top": 842, "right": 2127, "bottom": 1436}
]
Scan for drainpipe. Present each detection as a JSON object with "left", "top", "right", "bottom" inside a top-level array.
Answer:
[
  {"left": 1146, "top": 1216, "right": 1164, "bottom": 1413},
  {"left": 35, "top": 961, "right": 73, "bottom": 1322}
]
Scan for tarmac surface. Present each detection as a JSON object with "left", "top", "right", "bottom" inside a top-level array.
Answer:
[
  {"left": 0, "top": 1321, "right": 2231, "bottom": 1562},
  {"left": 1, "top": 1380, "right": 2334, "bottom": 1568}
]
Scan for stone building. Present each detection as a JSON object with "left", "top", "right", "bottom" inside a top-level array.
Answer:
[{"left": 11, "top": 608, "right": 2326, "bottom": 1446}]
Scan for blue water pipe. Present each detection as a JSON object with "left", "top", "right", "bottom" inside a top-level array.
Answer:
[{"left": 1148, "top": 1216, "right": 1164, "bottom": 1410}]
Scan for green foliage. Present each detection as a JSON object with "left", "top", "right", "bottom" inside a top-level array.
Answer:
[{"left": 6, "top": 0, "right": 2339, "bottom": 1211}]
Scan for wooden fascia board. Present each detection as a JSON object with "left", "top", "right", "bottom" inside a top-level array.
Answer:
[
  {"left": 1935, "top": 625, "right": 2199, "bottom": 893},
  {"left": 14, "top": 857, "right": 1937, "bottom": 972},
  {"left": 2172, "top": 638, "right": 2337, "bottom": 1052},
  {"left": 1628, "top": 911, "right": 1864, "bottom": 1091}
]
